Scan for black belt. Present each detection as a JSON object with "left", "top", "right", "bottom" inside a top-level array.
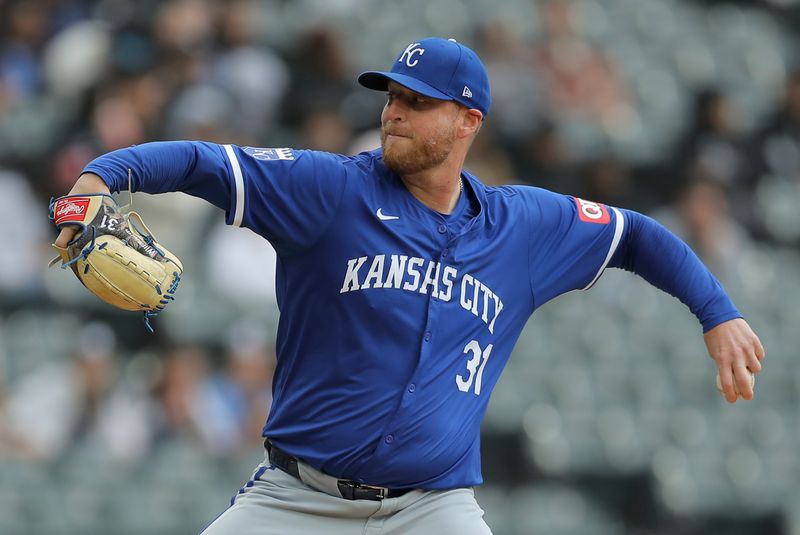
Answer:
[{"left": 264, "top": 438, "right": 413, "bottom": 501}]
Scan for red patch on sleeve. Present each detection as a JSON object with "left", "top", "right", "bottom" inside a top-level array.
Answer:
[
  {"left": 54, "top": 197, "right": 91, "bottom": 225},
  {"left": 575, "top": 197, "right": 610, "bottom": 224}
]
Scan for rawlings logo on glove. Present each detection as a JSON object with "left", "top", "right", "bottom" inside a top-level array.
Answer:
[
  {"left": 49, "top": 193, "right": 183, "bottom": 331},
  {"left": 54, "top": 198, "right": 91, "bottom": 222}
]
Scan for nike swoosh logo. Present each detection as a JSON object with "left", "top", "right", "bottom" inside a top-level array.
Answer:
[{"left": 376, "top": 208, "right": 399, "bottom": 221}]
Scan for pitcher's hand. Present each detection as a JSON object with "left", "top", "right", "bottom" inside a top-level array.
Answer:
[
  {"left": 704, "top": 318, "right": 765, "bottom": 403},
  {"left": 54, "top": 173, "right": 111, "bottom": 247}
]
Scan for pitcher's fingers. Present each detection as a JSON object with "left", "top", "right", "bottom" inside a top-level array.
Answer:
[
  {"left": 734, "top": 364, "right": 754, "bottom": 400},
  {"left": 719, "top": 365, "right": 738, "bottom": 403},
  {"left": 748, "top": 352, "right": 763, "bottom": 374},
  {"left": 55, "top": 226, "right": 79, "bottom": 249},
  {"left": 754, "top": 337, "right": 766, "bottom": 361}
]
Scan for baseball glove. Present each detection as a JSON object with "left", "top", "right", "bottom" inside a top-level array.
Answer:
[{"left": 49, "top": 193, "right": 183, "bottom": 331}]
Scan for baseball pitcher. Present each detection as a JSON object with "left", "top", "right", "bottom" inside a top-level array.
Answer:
[{"left": 53, "top": 37, "right": 764, "bottom": 534}]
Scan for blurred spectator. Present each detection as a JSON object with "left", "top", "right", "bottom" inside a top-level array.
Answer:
[
  {"left": 512, "top": 121, "right": 580, "bottom": 194},
  {"left": 760, "top": 68, "right": 800, "bottom": 177},
  {"left": 651, "top": 167, "right": 754, "bottom": 287},
  {"left": 579, "top": 155, "right": 654, "bottom": 212},
  {"left": 41, "top": 20, "right": 111, "bottom": 103},
  {"left": 476, "top": 20, "right": 545, "bottom": 140},
  {"left": 148, "top": 0, "right": 217, "bottom": 117},
  {"left": 160, "top": 1, "right": 289, "bottom": 145},
  {"left": 299, "top": 109, "right": 353, "bottom": 153},
  {"left": 657, "top": 88, "right": 755, "bottom": 237},
  {"left": 348, "top": 127, "right": 381, "bottom": 155},
  {"left": 164, "top": 83, "right": 238, "bottom": 142},
  {"left": 465, "top": 128, "right": 517, "bottom": 186},
  {"left": 3, "top": 321, "right": 152, "bottom": 461},
  {"left": 51, "top": 141, "right": 100, "bottom": 193},
  {"left": 196, "top": 321, "right": 276, "bottom": 456},
  {"left": 208, "top": 0, "right": 289, "bottom": 141},
  {"left": 153, "top": 0, "right": 215, "bottom": 55},
  {"left": 204, "top": 218, "right": 279, "bottom": 307},
  {"left": 531, "top": 0, "right": 635, "bottom": 137},
  {"left": 0, "top": 1, "right": 62, "bottom": 161},
  {"left": 0, "top": 0, "right": 50, "bottom": 104},
  {"left": 750, "top": 69, "right": 800, "bottom": 244},
  {"left": 88, "top": 72, "right": 169, "bottom": 145},
  {"left": 150, "top": 342, "right": 210, "bottom": 446},
  {"left": 50, "top": 69, "right": 170, "bottom": 191},
  {"left": 673, "top": 89, "right": 750, "bottom": 186},
  {"left": 147, "top": 1, "right": 227, "bottom": 142},
  {"left": 93, "top": 92, "right": 147, "bottom": 150},
  {"left": 0, "top": 370, "right": 29, "bottom": 457},
  {"left": 283, "top": 25, "right": 356, "bottom": 127},
  {"left": 0, "top": 168, "right": 49, "bottom": 301}
]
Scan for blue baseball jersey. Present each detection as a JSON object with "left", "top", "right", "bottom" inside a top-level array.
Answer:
[{"left": 84, "top": 141, "right": 740, "bottom": 489}]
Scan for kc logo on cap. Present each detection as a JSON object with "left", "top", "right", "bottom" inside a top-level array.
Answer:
[
  {"left": 399, "top": 43, "right": 425, "bottom": 68},
  {"left": 357, "top": 37, "right": 492, "bottom": 117}
]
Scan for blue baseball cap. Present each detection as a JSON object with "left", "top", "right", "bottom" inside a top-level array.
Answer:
[{"left": 358, "top": 37, "right": 491, "bottom": 117}]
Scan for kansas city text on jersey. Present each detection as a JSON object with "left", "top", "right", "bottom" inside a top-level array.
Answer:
[{"left": 339, "top": 254, "right": 504, "bottom": 334}]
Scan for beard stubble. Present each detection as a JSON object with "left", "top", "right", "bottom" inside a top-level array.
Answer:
[{"left": 381, "top": 122, "right": 457, "bottom": 176}]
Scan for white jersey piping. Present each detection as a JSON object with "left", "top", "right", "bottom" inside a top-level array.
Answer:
[{"left": 583, "top": 207, "right": 625, "bottom": 290}]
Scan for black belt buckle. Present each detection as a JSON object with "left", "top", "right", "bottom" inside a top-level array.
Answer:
[
  {"left": 264, "top": 439, "right": 407, "bottom": 501},
  {"left": 337, "top": 480, "right": 385, "bottom": 501}
]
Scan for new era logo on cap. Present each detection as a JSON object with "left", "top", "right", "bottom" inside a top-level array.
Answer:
[{"left": 357, "top": 37, "right": 492, "bottom": 117}]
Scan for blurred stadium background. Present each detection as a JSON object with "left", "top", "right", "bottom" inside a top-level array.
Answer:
[{"left": 1, "top": 0, "right": 800, "bottom": 533}]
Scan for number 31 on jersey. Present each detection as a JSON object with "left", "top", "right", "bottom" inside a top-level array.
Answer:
[{"left": 456, "top": 340, "right": 493, "bottom": 396}]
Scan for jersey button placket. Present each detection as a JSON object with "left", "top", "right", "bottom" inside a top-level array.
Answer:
[
  {"left": 423, "top": 331, "right": 432, "bottom": 342},
  {"left": 384, "top": 434, "right": 394, "bottom": 444},
  {"left": 408, "top": 383, "right": 416, "bottom": 393},
  {"left": 437, "top": 223, "right": 447, "bottom": 234}
]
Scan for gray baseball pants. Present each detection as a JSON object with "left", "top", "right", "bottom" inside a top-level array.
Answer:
[{"left": 200, "top": 453, "right": 493, "bottom": 534}]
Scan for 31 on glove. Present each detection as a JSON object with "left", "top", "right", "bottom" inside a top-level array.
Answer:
[{"left": 49, "top": 194, "right": 183, "bottom": 330}]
